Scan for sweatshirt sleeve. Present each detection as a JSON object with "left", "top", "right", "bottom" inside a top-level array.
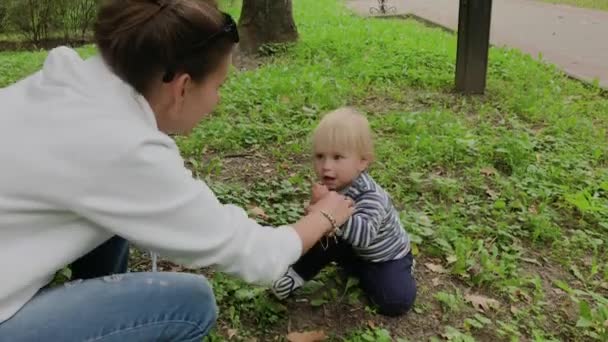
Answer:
[{"left": 71, "top": 136, "right": 302, "bottom": 285}]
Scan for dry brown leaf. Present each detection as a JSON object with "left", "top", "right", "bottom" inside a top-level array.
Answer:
[
  {"left": 521, "top": 257, "right": 541, "bottom": 266},
  {"left": 514, "top": 289, "right": 532, "bottom": 303},
  {"left": 583, "top": 256, "right": 593, "bottom": 267},
  {"left": 367, "top": 320, "right": 376, "bottom": 329},
  {"left": 468, "top": 264, "right": 482, "bottom": 277},
  {"left": 600, "top": 282, "right": 608, "bottom": 290},
  {"left": 604, "top": 319, "right": 608, "bottom": 328},
  {"left": 286, "top": 331, "right": 327, "bottom": 342},
  {"left": 480, "top": 167, "right": 496, "bottom": 176},
  {"left": 485, "top": 188, "right": 499, "bottom": 200},
  {"left": 432, "top": 277, "right": 441, "bottom": 287},
  {"left": 425, "top": 263, "right": 448, "bottom": 274},
  {"left": 465, "top": 293, "right": 500, "bottom": 312},
  {"left": 446, "top": 255, "right": 458, "bottom": 265},
  {"left": 227, "top": 329, "right": 238, "bottom": 339},
  {"left": 510, "top": 305, "right": 520, "bottom": 315},
  {"left": 553, "top": 288, "right": 566, "bottom": 296},
  {"left": 528, "top": 205, "right": 539, "bottom": 214},
  {"left": 248, "top": 206, "right": 269, "bottom": 220},
  {"left": 456, "top": 196, "right": 465, "bottom": 203}
]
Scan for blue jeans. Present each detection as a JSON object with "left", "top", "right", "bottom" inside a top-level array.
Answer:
[{"left": 0, "top": 237, "right": 218, "bottom": 341}]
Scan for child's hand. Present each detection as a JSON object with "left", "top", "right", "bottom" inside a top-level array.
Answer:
[
  {"left": 311, "top": 183, "right": 329, "bottom": 204},
  {"left": 305, "top": 183, "right": 329, "bottom": 214}
]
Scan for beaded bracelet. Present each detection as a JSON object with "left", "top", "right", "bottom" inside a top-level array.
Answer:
[{"left": 320, "top": 210, "right": 341, "bottom": 237}]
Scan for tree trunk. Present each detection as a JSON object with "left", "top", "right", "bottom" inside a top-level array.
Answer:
[{"left": 237, "top": 0, "right": 298, "bottom": 54}]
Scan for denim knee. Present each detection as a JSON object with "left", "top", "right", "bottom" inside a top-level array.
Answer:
[{"left": 175, "top": 273, "right": 219, "bottom": 334}]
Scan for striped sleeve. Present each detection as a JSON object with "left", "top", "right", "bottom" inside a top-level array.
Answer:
[{"left": 340, "top": 191, "right": 386, "bottom": 248}]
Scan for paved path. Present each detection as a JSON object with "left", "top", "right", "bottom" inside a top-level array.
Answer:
[{"left": 347, "top": 0, "right": 608, "bottom": 89}]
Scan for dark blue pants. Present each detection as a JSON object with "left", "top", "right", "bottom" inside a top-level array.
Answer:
[
  {"left": 70, "top": 235, "right": 130, "bottom": 279},
  {"left": 293, "top": 238, "right": 417, "bottom": 316}
]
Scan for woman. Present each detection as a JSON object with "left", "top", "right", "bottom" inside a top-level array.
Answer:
[{"left": 0, "top": 0, "right": 353, "bottom": 341}]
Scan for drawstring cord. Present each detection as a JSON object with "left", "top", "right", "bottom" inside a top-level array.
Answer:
[{"left": 151, "top": 251, "right": 158, "bottom": 272}]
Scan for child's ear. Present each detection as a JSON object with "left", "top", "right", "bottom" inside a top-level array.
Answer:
[{"left": 358, "top": 157, "right": 370, "bottom": 172}]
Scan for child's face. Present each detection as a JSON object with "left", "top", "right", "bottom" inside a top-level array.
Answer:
[{"left": 313, "top": 149, "right": 369, "bottom": 191}]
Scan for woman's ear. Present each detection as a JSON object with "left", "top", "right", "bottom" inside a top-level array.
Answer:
[{"left": 167, "top": 73, "right": 191, "bottom": 119}]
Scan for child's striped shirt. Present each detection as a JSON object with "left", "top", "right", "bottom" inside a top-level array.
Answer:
[{"left": 338, "top": 172, "right": 411, "bottom": 262}]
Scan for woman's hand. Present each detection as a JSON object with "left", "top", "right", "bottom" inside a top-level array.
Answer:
[
  {"left": 307, "top": 191, "right": 354, "bottom": 231},
  {"left": 292, "top": 189, "right": 354, "bottom": 253}
]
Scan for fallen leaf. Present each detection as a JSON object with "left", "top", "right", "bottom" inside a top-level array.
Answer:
[
  {"left": 514, "top": 289, "right": 532, "bottom": 303},
  {"left": 286, "top": 330, "right": 327, "bottom": 342},
  {"left": 604, "top": 319, "right": 608, "bottom": 328},
  {"left": 425, "top": 263, "right": 448, "bottom": 274},
  {"left": 480, "top": 167, "right": 496, "bottom": 176},
  {"left": 227, "top": 329, "right": 238, "bottom": 339},
  {"left": 521, "top": 257, "right": 541, "bottom": 266},
  {"left": 456, "top": 196, "right": 465, "bottom": 203},
  {"left": 468, "top": 264, "right": 482, "bottom": 277},
  {"left": 583, "top": 256, "right": 593, "bottom": 267},
  {"left": 485, "top": 188, "right": 499, "bottom": 200},
  {"left": 367, "top": 320, "right": 376, "bottom": 329},
  {"left": 600, "top": 282, "right": 608, "bottom": 290},
  {"left": 465, "top": 293, "right": 500, "bottom": 312},
  {"left": 553, "top": 288, "right": 566, "bottom": 296},
  {"left": 510, "top": 305, "right": 520, "bottom": 315},
  {"left": 528, "top": 205, "right": 539, "bottom": 214},
  {"left": 248, "top": 206, "right": 269, "bottom": 220},
  {"left": 170, "top": 265, "right": 186, "bottom": 272},
  {"left": 432, "top": 277, "right": 441, "bottom": 287},
  {"left": 446, "top": 255, "right": 458, "bottom": 264},
  {"left": 570, "top": 265, "right": 585, "bottom": 282}
]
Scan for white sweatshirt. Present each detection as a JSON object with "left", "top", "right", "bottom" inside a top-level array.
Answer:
[{"left": 0, "top": 47, "right": 302, "bottom": 323}]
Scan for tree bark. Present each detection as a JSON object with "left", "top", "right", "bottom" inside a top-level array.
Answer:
[{"left": 237, "top": 0, "right": 298, "bottom": 54}]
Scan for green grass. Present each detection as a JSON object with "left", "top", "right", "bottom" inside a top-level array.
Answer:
[
  {"left": 2, "top": 0, "right": 608, "bottom": 340},
  {"left": 540, "top": 0, "right": 608, "bottom": 11}
]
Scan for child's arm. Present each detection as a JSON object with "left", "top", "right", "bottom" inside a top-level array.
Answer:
[{"left": 339, "top": 191, "right": 385, "bottom": 248}]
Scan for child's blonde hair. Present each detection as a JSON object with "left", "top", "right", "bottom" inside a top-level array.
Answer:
[{"left": 312, "top": 107, "right": 375, "bottom": 163}]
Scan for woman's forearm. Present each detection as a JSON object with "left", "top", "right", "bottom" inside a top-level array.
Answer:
[{"left": 292, "top": 212, "right": 332, "bottom": 253}]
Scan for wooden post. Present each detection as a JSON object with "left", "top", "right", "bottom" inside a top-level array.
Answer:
[{"left": 455, "top": 0, "right": 493, "bottom": 94}]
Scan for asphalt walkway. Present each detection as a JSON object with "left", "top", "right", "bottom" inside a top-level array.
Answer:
[{"left": 347, "top": 0, "right": 608, "bottom": 89}]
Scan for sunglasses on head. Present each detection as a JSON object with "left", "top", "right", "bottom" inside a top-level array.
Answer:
[{"left": 162, "top": 12, "right": 239, "bottom": 83}]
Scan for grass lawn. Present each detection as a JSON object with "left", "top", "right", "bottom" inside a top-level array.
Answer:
[
  {"left": 2, "top": 0, "right": 607, "bottom": 341},
  {"left": 540, "top": 0, "right": 608, "bottom": 11}
]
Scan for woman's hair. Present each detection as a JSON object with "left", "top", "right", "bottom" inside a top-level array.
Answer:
[
  {"left": 94, "top": 0, "right": 238, "bottom": 94},
  {"left": 312, "top": 107, "right": 375, "bottom": 163}
]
